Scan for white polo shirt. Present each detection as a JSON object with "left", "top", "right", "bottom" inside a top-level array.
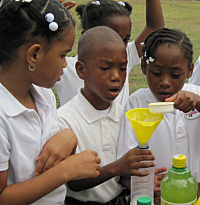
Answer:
[
  {"left": 189, "top": 55, "right": 200, "bottom": 86},
  {"left": 117, "top": 83, "right": 200, "bottom": 182},
  {"left": 57, "top": 88, "right": 124, "bottom": 203},
  {"left": 54, "top": 40, "right": 140, "bottom": 107},
  {"left": 0, "top": 84, "right": 66, "bottom": 205}
]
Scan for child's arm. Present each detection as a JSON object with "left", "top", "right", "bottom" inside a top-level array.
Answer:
[
  {"left": 67, "top": 147, "right": 155, "bottom": 191},
  {"left": 165, "top": 90, "right": 200, "bottom": 112},
  {"left": 0, "top": 150, "right": 100, "bottom": 205},
  {"left": 135, "top": 0, "right": 164, "bottom": 57},
  {"left": 35, "top": 129, "right": 78, "bottom": 175}
]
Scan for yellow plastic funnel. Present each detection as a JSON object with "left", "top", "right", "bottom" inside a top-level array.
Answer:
[{"left": 126, "top": 108, "right": 164, "bottom": 148}]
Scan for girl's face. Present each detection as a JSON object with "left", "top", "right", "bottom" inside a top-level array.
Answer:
[
  {"left": 34, "top": 27, "right": 75, "bottom": 88},
  {"left": 105, "top": 16, "right": 131, "bottom": 46},
  {"left": 80, "top": 41, "right": 127, "bottom": 110},
  {"left": 142, "top": 43, "right": 193, "bottom": 102}
]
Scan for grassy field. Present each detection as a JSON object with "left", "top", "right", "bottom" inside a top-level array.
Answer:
[{"left": 66, "top": 0, "right": 200, "bottom": 95}]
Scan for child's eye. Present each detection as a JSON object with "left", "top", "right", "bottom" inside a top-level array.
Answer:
[
  {"left": 123, "top": 38, "right": 130, "bottom": 44},
  {"left": 171, "top": 74, "right": 181, "bottom": 79},
  {"left": 121, "top": 67, "right": 127, "bottom": 72},
  {"left": 152, "top": 71, "right": 161, "bottom": 77},
  {"left": 61, "top": 55, "right": 67, "bottom": 59},
  {"left": 100, "top": 67, "right": 109, "bottom": 71}
]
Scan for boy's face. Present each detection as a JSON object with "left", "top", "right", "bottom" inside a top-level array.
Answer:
[
  {"left": 142, "top": 43, "right": 193, "bottom": 102},
  {"left": 79, "top": 41, "right": 127, "bottom": 110}
]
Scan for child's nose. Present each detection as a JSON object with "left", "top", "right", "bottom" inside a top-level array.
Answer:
[
  {"left": 110, "top": 69, "right": 120, "bottom": 82},
  {"left": 160, "top": 75, "right": 171, "bottom": 88},
  {"left": 63, "top": 57, "right": 68, "bottom": 68}
]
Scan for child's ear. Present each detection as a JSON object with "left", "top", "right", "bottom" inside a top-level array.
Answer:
[
  {"left": 27, "top": 44, "right": 41, "bottom": 66},
  {"left": 141, "top": 57, "right": 147, "bottom": 75},
  {"left": 187, "top": 62, "right": 194, "bottom": 78},
  {"left": 76, "top": 60, "right": 86, "bottom": 80}
]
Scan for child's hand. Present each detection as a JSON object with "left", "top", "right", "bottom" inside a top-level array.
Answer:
[
  {"left": 63, "top": 150, "right": 101, "bottom": 180},
  {"left": 58, "top": 0, "right": 76, "bottom": 10},
  {"left": 154, "top": 167, "right": 167, "bottom": 192},
  {"left": 35, "top": 129, "right": 78, "bottom": 176},
  {"left": 116, "top": 147, "right": 155, "bottom": 177},
  {"left": 165, "top": 90, "right": 200, "bottom": 113}
]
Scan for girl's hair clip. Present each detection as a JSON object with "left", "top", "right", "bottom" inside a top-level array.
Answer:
[
  {"left": 118, "top": 1, "right": 125, "bottom": 7},
  {"left": 146, "top": 59, "right": 149, "bottom": 64},
  {"left": 45, "top": 13, "right": 58, "bottom": 31},
  {"left": 91, "top": 1, "right": 100, "bottom": 5},
  {"left": 140, "top": 42, "right": 144, "bottom": 46},
  {"left": 149, "top": 57, "right": 154, "bottom": 62},
  {"left": 144, "top": 51, "right": 147, "bottom": 57}
]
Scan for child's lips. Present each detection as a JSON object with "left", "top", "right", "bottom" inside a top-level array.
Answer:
[
  {"left": 158, "top": 92, "right": 172, "bottom": 99},
  {"left": 108, "top": 88, "right": 120, "bottom": 97}
]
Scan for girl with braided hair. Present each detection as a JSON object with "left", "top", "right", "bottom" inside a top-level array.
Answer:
[
  {"left": 0, "top": 0, "right": 101, "bottom": 204},
  {"left": 118, "top": 27, "right": 200, "bottom": 193},
  {"left": 54, "top": 0, "right": 164, "bottom": 107}
]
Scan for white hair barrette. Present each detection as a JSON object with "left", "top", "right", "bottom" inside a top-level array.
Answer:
[
  {"left": 118, "top": 1, "right": 125, "bottom": 7},
  {"left": 45, "top": 13, "right": 58, "bottom": 32},
  {"left": 149, "top": 57, "right": 155, "bottom": 62},
  {"left": 91, "top": 1, "right": 100, "bottom": 5},
  {"left": 140, "top": 42, "right": 144, "bottom": 46}
]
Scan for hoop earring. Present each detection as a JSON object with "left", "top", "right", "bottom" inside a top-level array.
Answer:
[{"left": 29, "top": 64, "right": 36, "bottom": 72}]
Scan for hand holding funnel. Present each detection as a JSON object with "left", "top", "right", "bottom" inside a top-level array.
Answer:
[{"left": 126, "top": 108, "right": 164, "bottom": 149}]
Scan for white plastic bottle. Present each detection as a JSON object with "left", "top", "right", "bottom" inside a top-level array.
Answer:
[{"left": 131, "top": 144, "right": 154, "bottom": 205}]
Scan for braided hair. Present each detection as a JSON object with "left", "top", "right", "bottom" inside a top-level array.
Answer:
[
  {"left": 142, "top": 28, "right": 193, "bottom": 68},
  {"left": 0, "top": 0, "right": 75, "bottom": 65},
  {"left": 75, "top": 0, "right": 132, "bottom": 30}
]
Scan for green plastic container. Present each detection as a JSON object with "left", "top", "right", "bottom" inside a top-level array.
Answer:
[
  {"left": 161, "top": 154, "right": 198, "bottom": 204},
  {"left": 137, "top": 197, "right": 151, "bottom": 205}
]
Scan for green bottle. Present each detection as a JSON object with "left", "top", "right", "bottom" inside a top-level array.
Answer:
[
  {"left": 137, "top": 197, "right": 151, "bottom": 205},
  {"left": 161, "top": 154, "right": 198, "bottom": 204}
]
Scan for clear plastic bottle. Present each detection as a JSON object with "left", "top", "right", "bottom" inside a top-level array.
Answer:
[
  {"left": 137, "top": 196, "right": 152, "bottom": 205},
  {"left": 131, "top": 144, "right": 154, "bottom": 205},
  {"left": 161, "top": 154, "right": 198, "bottom": 204}
]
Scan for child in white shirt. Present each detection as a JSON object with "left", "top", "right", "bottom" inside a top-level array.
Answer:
[
  {"left": 117, "top": 28, "right": 200, "bottom": 194},
  {"left": 58, "top": 26, "right": 155, "bottom": 205}
]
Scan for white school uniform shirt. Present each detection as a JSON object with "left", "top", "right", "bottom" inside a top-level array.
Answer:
[
  {"left": 117, "top": 83, "right": 200, "bottom": 182},
  {"left": 54, "top": 40, "right": 140, "bottom": 107},
  {"left": 0, "top": 84, "right": 66, "bottom": 205},
  {"left": 189, "top": 55, "right": 200, "bottom": 86},
  {"left": 57, "top": 88, "right": 124, "bottom": 203}
]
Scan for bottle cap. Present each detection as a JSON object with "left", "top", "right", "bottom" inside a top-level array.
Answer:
[
  {"left": 137, "top": 197, "right": 152, "bottom": 205},
  {"left": 173, "top": 154, "right": 186, "bottom": 168}
]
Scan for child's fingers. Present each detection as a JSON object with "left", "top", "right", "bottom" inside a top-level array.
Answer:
[
  {"left": 155, "top": 167, "right": 167, "bottom": 175},
  {"left": 35, "top": 152, "right": 50, "bottom": 175},
  {"left": 131, "top": 161, "right": 155, "bottom": 170},
  {"left": 133, "top": 169, "right": 151, "bottom": 176}
]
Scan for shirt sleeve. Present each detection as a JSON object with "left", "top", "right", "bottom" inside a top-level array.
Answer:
[
  {"left": 126, "top": 40, "right": 141, "bottom": 74},
  {"left": 0, "top": 126, "right": 10, "bottom": 171},
  {"left": 188, "top": 55, "right": 200, "bottom": 86}
]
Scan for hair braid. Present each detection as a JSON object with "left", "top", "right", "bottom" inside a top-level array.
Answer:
[{"left": 142, "top": 28, "right": 193, "bottom": 67}]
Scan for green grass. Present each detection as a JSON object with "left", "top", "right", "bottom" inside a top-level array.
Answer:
[{"left": 66, "top": 0, "right": 200, "bottom": 95}]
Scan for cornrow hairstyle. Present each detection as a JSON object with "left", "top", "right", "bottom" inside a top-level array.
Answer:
[
  {"left": 75, "top": 0, "right": 132, "bottom": 30},
  {"left": 142, "top": 28, "right": 193, "bottom": 68},
  {"left": 0, "top": 0, "right": 75, "bottom": 65}
]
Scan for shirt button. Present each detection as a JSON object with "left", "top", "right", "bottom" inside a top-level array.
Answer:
[{"left": 178, "top": 127, "right": 182, "bottom": 133}]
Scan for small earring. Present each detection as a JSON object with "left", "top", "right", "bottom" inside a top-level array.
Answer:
[{"left": 29, "top": 64, "right": 36, "bottom": 71}]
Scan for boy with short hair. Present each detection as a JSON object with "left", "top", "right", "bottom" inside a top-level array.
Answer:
[{"left": 57, "top": 26, "right": 155, "bottom": 205}]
